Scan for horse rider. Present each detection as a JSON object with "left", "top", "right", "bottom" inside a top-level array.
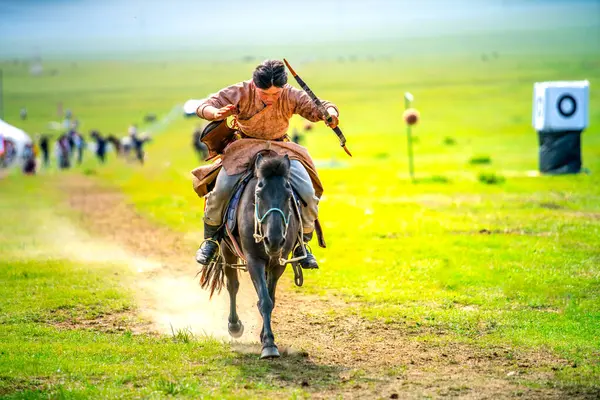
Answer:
[{"left": 194, "top": 59, "right": 340, "bottom": 270}]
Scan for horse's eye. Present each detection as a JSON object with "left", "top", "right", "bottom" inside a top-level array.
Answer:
[
  {"left": 284, "top": 182, "right": 291, "bottom": 189},
  {"left": 257, "top": 181, "right": 264, "bottom": 189}
]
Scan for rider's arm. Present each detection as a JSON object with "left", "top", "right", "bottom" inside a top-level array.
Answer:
[
  {"left": 197, "top": 105, "right": 225, "bottom": 120},
  {"left": 290, "top": 87, "right": 339, "bottom": 123},
  {"left": 196, "top": 82, "right": 245, "bottom": 121}
]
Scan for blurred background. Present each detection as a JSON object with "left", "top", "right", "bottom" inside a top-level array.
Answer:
[{"left": 0, "top": 0, "right": 598, "bottom": 175}]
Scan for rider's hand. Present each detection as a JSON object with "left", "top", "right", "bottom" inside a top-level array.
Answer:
[
  {"left": 324, "top": 107, "right": 339, "bottom": 129},
  {"left": 213, "top": 104, "right": 236, "bottom": 120}
]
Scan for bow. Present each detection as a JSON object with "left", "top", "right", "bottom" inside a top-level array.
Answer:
[{"left": 283, "top": 59, "right": 352, "bottom": 157}]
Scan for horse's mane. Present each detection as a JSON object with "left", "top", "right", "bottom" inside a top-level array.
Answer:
[
  {"left": 257, "top": 156, "right": 290, "bottom": 179},
  {"left": 251, "top": 151, "right": 290, "bottom": 180}
]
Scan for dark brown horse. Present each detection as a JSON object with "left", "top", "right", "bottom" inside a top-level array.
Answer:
[
  {"left": 199, "top": 152, "right": 302, "bottom": 359},
  {"left": 105, "top": 135, "right": 122, "bottom": 155}
]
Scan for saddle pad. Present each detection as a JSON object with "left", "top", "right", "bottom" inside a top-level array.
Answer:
[{"left": 224, "top": 172, "right": 254, "bottom": 233}]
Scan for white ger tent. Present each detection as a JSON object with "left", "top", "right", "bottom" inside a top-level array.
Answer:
[{"left": 0, "top": 118, "right": 32, "bottom": 159}]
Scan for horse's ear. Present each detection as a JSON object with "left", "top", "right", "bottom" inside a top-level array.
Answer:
[
  {"left": 254, "top": 153, "right": 264, "bottom": 171},
  {"left": 283, "top": 154, "right": 291, "bottom": 171}
]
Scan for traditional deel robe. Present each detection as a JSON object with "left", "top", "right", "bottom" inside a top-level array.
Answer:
[{"left": 192, "top": 80, "right": 339, "bottom": 198}]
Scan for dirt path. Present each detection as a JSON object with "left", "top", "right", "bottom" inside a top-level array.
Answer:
[
  {"left": 61, "top": 177, "right": 595, "bottom": 399},
  {"left": 62, "top": 178, "right": 263, "bottom": 340}
]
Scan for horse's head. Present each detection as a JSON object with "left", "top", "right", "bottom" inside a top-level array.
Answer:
[{"left": 254, "top": 153, "right": 293, "bottom": 257}]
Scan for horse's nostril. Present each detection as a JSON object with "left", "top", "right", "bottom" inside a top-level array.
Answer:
[
  {"left": 263, "top": 237, "right": 270, "bottom": 247},
  {"left": 278, "top": 238, "right": 285, "bottom": 247}
]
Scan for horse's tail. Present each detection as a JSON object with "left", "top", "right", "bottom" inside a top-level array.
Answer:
[{"left": 196, "top": 260, "right": 225, "bottom": 298}]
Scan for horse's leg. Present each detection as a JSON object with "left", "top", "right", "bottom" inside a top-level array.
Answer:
[
  {"left": 248, "top": 257, "right": 279, "bottom": 359},
  {"left": 223, "top": 246, "right": 243, "bottom": 338},
  {"left": 267, "top": 264, "right": 286, "bottom": 309},
  {"left": 260, "top": 264, "right": 286, "bottom": 341}
]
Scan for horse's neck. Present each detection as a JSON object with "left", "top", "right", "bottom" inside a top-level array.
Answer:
[{"left": 238, "top": 177, "right": 257, "bottom": 227}]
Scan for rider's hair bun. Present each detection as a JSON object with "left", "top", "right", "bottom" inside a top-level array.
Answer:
[{"left": 253, "top": 60, "right": 288, "bottom": 89}]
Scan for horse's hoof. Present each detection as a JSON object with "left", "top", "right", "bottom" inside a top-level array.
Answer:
[
  {"left": 260, "top": 346, "right": 280, "bottom": 359},
  {"left": 228, "top": 320, "right": 244, "bottom": 338}
]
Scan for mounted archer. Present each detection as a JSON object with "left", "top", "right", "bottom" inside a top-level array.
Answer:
[
  {"left": 192, "top": 59, "right": 341, "bottom": 270},
  {"left": 191, "top": 59, "right": 350, "bottom": 358}
]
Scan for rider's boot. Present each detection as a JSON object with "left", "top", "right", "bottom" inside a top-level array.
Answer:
[
  {"left": 195, "top": 223, "right": 221, "bottom": 265},
  {"left": 293, "top": 232, "right": 319, "bottom": 269}
]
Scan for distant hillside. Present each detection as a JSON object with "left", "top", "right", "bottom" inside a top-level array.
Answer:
[{"left": 0, "top": 0, "right": 598, "bottom": 59}]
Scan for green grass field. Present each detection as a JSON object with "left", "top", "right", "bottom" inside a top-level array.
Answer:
[{"left": 1, "top": 27, "right": 599, "bottom": 398}]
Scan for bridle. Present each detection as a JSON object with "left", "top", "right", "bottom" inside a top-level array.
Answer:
[
  {"left": 253, "top": 186, "right": 291, "bottom": 245},
  {"left": 252, "top": 180, "right": 310, "bottom": 267}
]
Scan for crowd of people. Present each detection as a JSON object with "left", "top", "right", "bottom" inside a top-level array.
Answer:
[
  {"left": 0, "top": 138, "right": 17, "bottom": 168},
  {"left": 1, "top": 111, "right": 152, "bottom": 176},
  {"left": 3, "top": 107, "right": 313, "bottom": 176}
]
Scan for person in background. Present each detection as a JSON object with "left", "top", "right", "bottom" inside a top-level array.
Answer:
[
  {"left": 123, "top": 124, "right": 138, "bottom": 162},
  {"left": 121, "top": 135, "right": 132, "bottom": 159},
  {"left": 131, "top": 131, "right": 150, "bottom": 165},
  {"left": 90, "top": 130, "right": 107, "bottom": 164},
  {"left": 20, "top": 107, "right": 28, "bottom": 120},
  {"left": 22, "top": 143, "right": 36, "bottom": 175},
  {"left": 73, "top": 132, "right": 85, "bottom": 165},
  {"left": 56, "top": 134, "right": 71, "bottom": 169},
  {"left": 39, "top": 134, "right": 51, "bottom": 167},
  {"left": 67, "top": 128, "right": 76, "bottom": 159},
  {"left": 0, "top": 134, "right": 5, "bottom": 167},
  {"left": 128, "top": 124, "right": 138, "bottom": 137},
  {"left": 3, "top": 140, "right": 16, "bottom": 166}
]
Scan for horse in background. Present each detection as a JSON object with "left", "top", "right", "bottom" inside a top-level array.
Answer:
[
  {"left": 118, "top": 133, "right": 151, "bottom": 164},
  {"left": 105, "top": 135, "right": 122, "bottom": 156}
]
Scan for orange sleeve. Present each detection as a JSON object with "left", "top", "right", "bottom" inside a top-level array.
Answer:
[
  {"left": 289, "top": 86, "right": 339, "bottom": 122},
  {"left": 197, "top": 82, "right": 247, "bottom": 120}
]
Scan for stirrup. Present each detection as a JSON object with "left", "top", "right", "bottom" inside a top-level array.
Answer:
[
  {"left": 295, "top": 243, "right": 319, "bottom": 269},
  {"left": 196, "top": 238, "right": 221, "bottom": 265}
]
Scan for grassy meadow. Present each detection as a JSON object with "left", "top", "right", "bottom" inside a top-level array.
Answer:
[{"left": 1, "top": 27, "right": 599, "bottom": 397}]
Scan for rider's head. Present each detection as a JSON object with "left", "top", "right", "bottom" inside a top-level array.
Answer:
[{"left": 253, "top": 60, "right": 287, "bottom": 106}]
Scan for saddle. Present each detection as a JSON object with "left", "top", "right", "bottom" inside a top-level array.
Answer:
[{"left": 200, "top": 119, "right": 239, "bottom": 161}]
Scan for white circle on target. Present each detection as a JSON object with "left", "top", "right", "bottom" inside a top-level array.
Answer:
[
  {"left": 557, "top": 94, "right": 578, "bottom": 118},
  {"left": 560, "top": 97, "right": 575, "bottom": 115}
]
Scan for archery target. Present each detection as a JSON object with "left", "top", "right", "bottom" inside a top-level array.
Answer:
[{"left": 533, "top": 81, "right": 589, "bottom": 132}]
